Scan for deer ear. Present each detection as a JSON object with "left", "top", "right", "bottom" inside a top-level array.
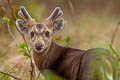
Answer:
[
  {"left": 16, "top": 19, "right": 29, "bottom": 34},
  {"left": 53, "top": 18, "right": 65, "bottom": 34}
]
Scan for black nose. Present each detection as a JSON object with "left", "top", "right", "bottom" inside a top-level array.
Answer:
[{"left": 35, "top": 43, "right": 42, "bottom": 50}]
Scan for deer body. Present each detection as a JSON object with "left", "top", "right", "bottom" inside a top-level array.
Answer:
[
  {"left": 33, "top": 41, "right": 119, "bottom": 80},
  {"left": 16, "top": 6, "right": 119, "bottom": 80}
]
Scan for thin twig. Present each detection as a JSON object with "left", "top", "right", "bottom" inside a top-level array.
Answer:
[
  {"left": 7, "top": 0, "right": 17, "bottom": 19},
  {"left": 111, "top": 22, "right": 120, "bottom": 45},
  {"left": 110, "top": 22, "right": 120, "bottom": 60},
  {"left": 22, "top": 34, "right": 34, "bottom": 80},
  {"left": 0, "top": 71, "right": 21, "bottom": 80},
  {"left": 1, "top": 6, "right": 18, "bottom": 46},
  {"left": 6, "top": 0, "right": 31, "bottom": 57},
  {"left": 36, "top": 72, "right": 41, "bottom": 80},
  {"left": 1, "top": 64, "right": 19, "bottom": 80},
  {"left": 109, "top": 44, "right": 120, "bottom": 60},
  {"left": 7, "top": 0, "right": 35, "bottom": 80},
  {"left": 7, "top": 0, "right": 21, "bottom": 34},
  {"left": 1, "top": 70, "right": 14, "bottom": 80}
]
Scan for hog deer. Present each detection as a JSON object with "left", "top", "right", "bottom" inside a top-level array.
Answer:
[{"left": 16, "top": 6, "right": 119, "bottom": 80}]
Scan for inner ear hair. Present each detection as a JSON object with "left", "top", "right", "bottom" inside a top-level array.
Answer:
[
  {"left": 19, "top": 6, "right": 32, "bottom": 21},
  {"left": 16, "top": 19, "right": 29, "bottom": 34},
  {"left": 54, "top": 18, "right": 65, "bottom": 26},
  {"left": 16, "top": 19, "right": 25, "bottom": 32}
]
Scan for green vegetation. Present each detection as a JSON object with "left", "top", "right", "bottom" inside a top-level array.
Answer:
[
  {"left": 55, "top": 36, "right": 71, "bottom": 48},
  {"left": 16, "top": 42, "right": 31, "bottom": 57},
  {"left": 2, "top": 17, "right": 10, "bottom": 22}
]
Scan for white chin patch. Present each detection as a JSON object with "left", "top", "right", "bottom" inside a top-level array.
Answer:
[{"left": 33, "top": 47, "right": 44, "bottom": 53}]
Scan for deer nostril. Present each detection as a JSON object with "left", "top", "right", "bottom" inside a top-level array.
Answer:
[{"left": 35, "top": 43, "right": 42, "bottom": 50}]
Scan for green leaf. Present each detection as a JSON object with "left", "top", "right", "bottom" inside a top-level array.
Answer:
[
  {"left": 18, "top": 49, "right": 25, "bottom": 54},
  {"left": 16, "top": 43, "right": 26, "bottom": 48},
  {"left": 55, "top": 36, "right": 62, "bottom": 42},
  {"left": 16, "top": 43, "right": 32, "bottom": 57},
  {"left": 17, "top": 49, "right": 29, "bottom": 57},
  {"left": 8, "top": 18, "right": 10, "bottom": 22},
  {"left": 44, "top": 71, "right": 65, "bottom": 80},
  {"left": 23, "top": 52, "right": 29, "bottom": 57},
  {"left": 66, "top": 43, "right": 70, "bottom": 48},
  {"left": 2, "top": 16, "right": 10, "bottom": 22},
  {"left": 24, "top": 45, "right": 32, "bottom": 51},
  {"left": 65, "top": 36, "right": 70, "bottom": 43},
  {"left": 2, "top": 16, "right": 6, "bottom": 21},
  {"left": 65, "top": 36, "right": 71, "bottom": 47},
  {"left": 16, "top": 43, "right": 32, "bottom": 51}
]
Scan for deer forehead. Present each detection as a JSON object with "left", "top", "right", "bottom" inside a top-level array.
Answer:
[
  {"left": 29, "top": 20, "right": 53, "bottom": 34},
  {"left": 42, "top": 20, "right": 53, "bottom": 28}
]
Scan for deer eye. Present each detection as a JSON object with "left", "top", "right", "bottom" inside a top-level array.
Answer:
[
  {"left": 45, "top": 31, "right": 50, "bottom": 37},
  {"left": 30, "top": 31, "right": 34, "bottom": 38}
]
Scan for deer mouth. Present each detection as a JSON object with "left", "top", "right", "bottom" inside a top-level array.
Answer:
[{"left": 33, "top": 47, "right": 44, "bottom": 53}]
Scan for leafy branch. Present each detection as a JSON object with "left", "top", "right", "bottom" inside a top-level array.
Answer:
[
  {"left": 1, "top": 6, "right": 18, "bottom": 46},
  {"left": 16, "top": 42, "right": 32, "bottom": 57},
  {"left": 1, "top": 0, "right": 36, "bottom": 80}
]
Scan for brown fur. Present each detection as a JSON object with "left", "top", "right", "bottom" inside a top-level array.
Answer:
[{"left": 33, "top": 41, "right": 85, "bottom": 80}]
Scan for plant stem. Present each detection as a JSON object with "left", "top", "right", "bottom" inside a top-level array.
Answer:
[
  {"left": 0, "top": 71, "right": 21, "bottom": 80},
  {"left": 7, "top": 0, "right": 35, "bottom": 80}
]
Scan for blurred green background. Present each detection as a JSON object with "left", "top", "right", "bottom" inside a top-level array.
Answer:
[{"left": 0, "top": 0, "right": 120, "bottom": 79}]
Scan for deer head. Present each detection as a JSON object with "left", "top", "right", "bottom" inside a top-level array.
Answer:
[{"left": 16, "top": 6, "right": 65, "bottom": 53}]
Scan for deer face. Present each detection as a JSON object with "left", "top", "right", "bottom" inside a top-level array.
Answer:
[{"left": 16, "top": 6, "right": 65, "bottom": 53}]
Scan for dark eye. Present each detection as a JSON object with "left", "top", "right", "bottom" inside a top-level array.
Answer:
[
  {"left": 31, "top": 31, "right": 34, "bottom": 38},
  {"left": 45, "top": 31, "right": 50, "bottom": 37}
]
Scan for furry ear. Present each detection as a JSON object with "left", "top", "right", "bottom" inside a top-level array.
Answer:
[
  {"left": 53, "top": 18, "right": 65, "bottom": 34},
  {"left": 16, "top": 19, "right": 29, "bottom": 34}
]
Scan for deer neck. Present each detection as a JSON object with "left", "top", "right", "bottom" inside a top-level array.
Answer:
[{"left": 33, "top": 40, "right": 67, "bottom": 70}]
